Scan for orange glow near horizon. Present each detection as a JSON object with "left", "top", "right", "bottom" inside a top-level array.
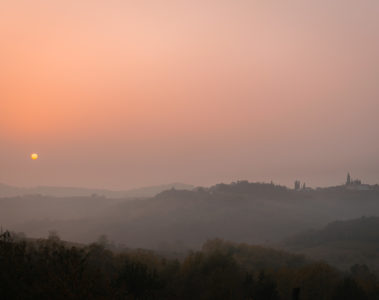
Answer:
[{"left": 1, "top": 1, "right": 379, "bottom": 188}]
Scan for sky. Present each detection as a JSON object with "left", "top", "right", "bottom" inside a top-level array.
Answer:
[{"left": 1, "top": 0, "right": 379, "bottom": 189}]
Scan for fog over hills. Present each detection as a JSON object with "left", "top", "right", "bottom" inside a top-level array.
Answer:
[
  {"left": 2, "top": 180, "right": 379, "bottom": 257},
  {"left": 0, "top": 182, "right": 194, "bottom": 198}
]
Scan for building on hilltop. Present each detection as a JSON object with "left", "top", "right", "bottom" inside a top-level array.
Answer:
[
  {"left": 345, "top": 172, "right": 371, "bottom": 190},
  {"left": 346, "top": 172, "right": 351, "bottom": 185}
]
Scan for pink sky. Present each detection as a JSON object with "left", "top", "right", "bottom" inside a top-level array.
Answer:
[{"left": 1, "top": 1, "right": 379, "bottom": 189}]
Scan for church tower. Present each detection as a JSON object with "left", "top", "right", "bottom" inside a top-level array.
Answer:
[{"left": 346, "top": 172, "right": 351, "bottom": 185}]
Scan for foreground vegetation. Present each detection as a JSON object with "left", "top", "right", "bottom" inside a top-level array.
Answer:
[{"left": 1, "top": 232, "right": 378, "bottom": 300}]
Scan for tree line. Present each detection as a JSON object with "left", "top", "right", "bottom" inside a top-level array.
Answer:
[{"left": 1, "top": 231, "right": 378, "bottom": 299}]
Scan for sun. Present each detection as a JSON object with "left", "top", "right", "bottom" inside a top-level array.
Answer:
[{"left": 30, "top": 153, "right": 39, "bottom": 160}]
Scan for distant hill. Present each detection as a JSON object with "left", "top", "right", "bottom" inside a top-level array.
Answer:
[
  {"left": 283, "top": 217, "right": 379, "bottom": 271},
  {"left": 0, "top": 182, "right": 193, "bottom": 198},
  {"left": 5, "top": 181, "right": 379, "bottom": 254}
]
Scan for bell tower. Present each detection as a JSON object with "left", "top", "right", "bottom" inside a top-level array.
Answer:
[{"left": 346, "top": 172, "right": 351, "bottom": 185}]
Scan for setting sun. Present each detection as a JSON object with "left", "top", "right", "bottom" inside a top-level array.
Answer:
[
  {"left": 1, "top": 1, "right": 379, "bottom": 298},
  {"left": 30, "top": 153, "right": 39, "bottom": 160}
]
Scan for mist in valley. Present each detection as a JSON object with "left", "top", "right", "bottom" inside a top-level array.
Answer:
[{"left": 2, "top": 178, "right": 379, "bottom": 259}]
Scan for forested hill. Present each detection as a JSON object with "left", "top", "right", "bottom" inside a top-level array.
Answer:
[
  {"left": 2, "top": 181, "right": 379, "bottom": 251},
  {"left": 285, "top": 217, "right": 379, "bottom": 247},
  {"left": 283, "top": 217, "right": 379, "bottom": 271}
]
